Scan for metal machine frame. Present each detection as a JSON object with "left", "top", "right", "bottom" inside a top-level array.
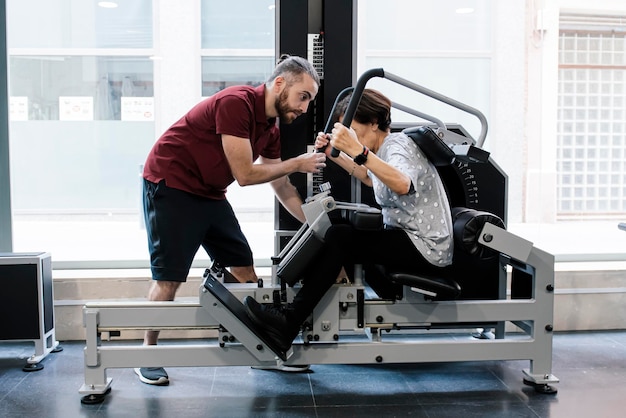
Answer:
[
  {"left": 79, "top": 70, "right": 559, "bottom": 404},
  {"left": 79, "top": 189, "right": 558, "bottom": 404}
]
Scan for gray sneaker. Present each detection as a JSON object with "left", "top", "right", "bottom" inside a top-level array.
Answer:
[{"left": 134, "top": 367, "right": 169, "bottom": 385}]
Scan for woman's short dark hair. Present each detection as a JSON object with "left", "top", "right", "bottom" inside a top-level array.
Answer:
[{"left": 333, "top": 88, "right": 392, "bottom": 132}]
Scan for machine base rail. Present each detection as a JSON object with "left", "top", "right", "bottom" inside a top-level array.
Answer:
[{"left": 80, "top": 336, "right": 559, "bottom": 398}]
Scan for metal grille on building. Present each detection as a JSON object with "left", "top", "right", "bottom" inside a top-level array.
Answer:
[{"left": 557, "top": 15, "right": 626, "bottom": 219}]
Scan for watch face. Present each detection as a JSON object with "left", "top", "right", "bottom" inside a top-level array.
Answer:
[{"left": 354, "top": 154, "right": 367, "bottom": 165}]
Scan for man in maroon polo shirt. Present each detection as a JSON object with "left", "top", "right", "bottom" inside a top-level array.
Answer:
[{"left": 136, "top": 55, "right": 325, "bottom": 385}]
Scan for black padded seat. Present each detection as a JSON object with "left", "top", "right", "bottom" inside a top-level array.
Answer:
[
  {"left": 388, "top": 272, "right": 461, "bottom": 299},
  {"left": 379, "top": 206, "right": 505, "bottom": 301}
]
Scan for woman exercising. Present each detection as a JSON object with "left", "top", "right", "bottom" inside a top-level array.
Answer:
[{"left": 244, "top": 88, "right": 454, "bottom": 352}]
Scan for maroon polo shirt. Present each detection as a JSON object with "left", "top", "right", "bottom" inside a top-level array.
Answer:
[{"left": 143, "top": 84, "right": 281, "bottom": 199}]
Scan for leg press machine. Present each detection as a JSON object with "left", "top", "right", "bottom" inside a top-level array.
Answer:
[{"left": 79, "top": 69, "right": 559, "bottom": 404}]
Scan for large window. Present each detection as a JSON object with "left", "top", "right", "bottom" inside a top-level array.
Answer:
[
  {"left": 6, "top": 0, "right": 276, "bottom": 267},
  {"left": 7, "top": 0, "right": 155, "bottom": 266},
  {"left": 2, "top": 0, "right": 503, "bottom": 266},
  {"left": 6, "top": 0, "right": 626, "bottom": 269}
]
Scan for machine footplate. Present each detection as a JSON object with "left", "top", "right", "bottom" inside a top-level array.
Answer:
[{"left": 203, "top": 273, "right": 289, "bottom": 361}]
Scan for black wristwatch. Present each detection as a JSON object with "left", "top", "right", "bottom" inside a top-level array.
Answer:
[{"left": 353, "top": 146, "right": 369, "bottom": 165}]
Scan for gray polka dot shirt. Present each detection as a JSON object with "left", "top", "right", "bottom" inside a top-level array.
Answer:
[{"left": 371, "top": 132, "right": 454, "bottom": 266}]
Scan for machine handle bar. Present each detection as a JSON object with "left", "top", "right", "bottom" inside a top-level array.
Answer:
[{"left": 328, "top": 68, "right": 489, "bottom": 157}]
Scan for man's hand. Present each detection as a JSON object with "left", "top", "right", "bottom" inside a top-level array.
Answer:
[{"left": 294, "top": 150, "right": 326, "bottom": 174}]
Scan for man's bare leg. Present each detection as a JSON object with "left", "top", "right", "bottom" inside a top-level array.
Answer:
[
  {"left": 135, "top": 280, "right": 181, "bottom": 385},
  {"left": 143, "top": 280, "right": 181, "bottom": 345},
  {"left": 230, "top": 265, "right": 258, "bottom": 283}
]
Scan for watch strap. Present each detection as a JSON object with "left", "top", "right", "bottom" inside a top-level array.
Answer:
[{"left": 353, "top": 146, "right": 369, "bottom": 165}]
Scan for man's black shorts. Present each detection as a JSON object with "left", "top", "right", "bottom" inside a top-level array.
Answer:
[{"left": 143, "top": 179, "right": 253, "bottom": 282}]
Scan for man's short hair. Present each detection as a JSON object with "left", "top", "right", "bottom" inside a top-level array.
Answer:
[{"left": 268, "top": 54, "right": 320, "bottom": 86}]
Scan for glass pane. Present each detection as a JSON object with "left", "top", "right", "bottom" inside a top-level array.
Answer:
[
  {"left": 362, "top": 56, "right": 491, "bottom": 141},
  {"left": 201, "top": 0, "right": 275, "bottom": 49},
  {"left": 10, "top": 56, "right": 154, "bottom": 121},
  {"left": 10, "top": 121, "right": 154, "bottom": 211},
  {"left": 363, "top": 0, "right": 492, "bottom": 51},
  {"left": 7, "top": 0, "right": 152, "bottom": 48},
  {"left": 8, "top": 57, "right": 155, "bottom": 214},
  {"left": 201, "top": 56, "right": 275, "bottom": 97},
  {"left": 10, "top": 118, "right": 155, "bottom": 261}
]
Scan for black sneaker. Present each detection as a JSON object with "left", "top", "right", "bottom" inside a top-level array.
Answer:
[
  {"left": 134, "top": 367, "right": 169, "bottom": 385},
  {"left": 243, "top": 296, "right": 297, "bottom": 352}
]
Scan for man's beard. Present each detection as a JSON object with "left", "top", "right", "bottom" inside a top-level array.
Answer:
[{"left": 275, "top": 87, "right": 302, "bottom": 124}]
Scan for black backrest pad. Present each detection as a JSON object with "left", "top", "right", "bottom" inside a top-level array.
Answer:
[{"left": 402, "top": 126, "right": 456, "bottom": 166}]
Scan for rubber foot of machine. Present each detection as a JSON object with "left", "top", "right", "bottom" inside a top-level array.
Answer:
[
  {"left": 22, "top": 345, "right": 64, "bottom": 372},
  {"left": 523, "top": 379, "right": 558, "bottom": 394},
  {"left": 22, "top": 363, "right": 44, "bottom": 372},
  {"left": 80, "top": 388, "right": 111, "bottom": 405}
]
